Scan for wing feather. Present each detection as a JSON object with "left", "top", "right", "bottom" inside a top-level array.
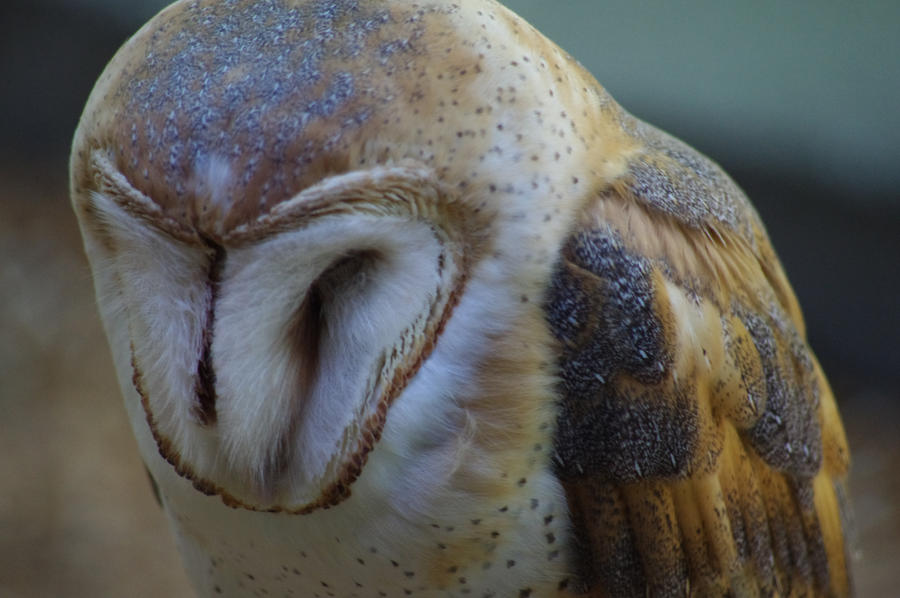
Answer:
[{"left": 546, "top": 115, "right": 851, "bottom": 597}]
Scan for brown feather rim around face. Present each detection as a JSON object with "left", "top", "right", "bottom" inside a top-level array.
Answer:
[
  {"left": 95, "top": 151, "right": 480, "bottom": 514},
  {"left": 129, "top": 257, "right": 469, "bottom": 514}
]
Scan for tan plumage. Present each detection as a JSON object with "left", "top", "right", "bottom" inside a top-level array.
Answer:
[
  {"left": 544, "top": 122, "right": 852, "bottom": 596},
  {"left": 70, "top": 0, "right": 851, "bottom": 596}
]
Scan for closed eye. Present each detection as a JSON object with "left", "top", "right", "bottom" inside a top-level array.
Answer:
[{"left": 290, "top": 249, "right": 384, "bottom": 401}]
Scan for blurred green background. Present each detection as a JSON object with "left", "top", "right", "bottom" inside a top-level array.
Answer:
[{"left": 1, "top": 0, "right": 897, "bottom": 596}]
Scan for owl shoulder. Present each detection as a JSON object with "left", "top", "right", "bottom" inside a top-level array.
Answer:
[{"left": 542, "top": 118, "right": 852, "bottom": 595}]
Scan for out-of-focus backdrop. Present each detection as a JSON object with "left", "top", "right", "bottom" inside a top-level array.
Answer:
[{"left": 1, "top": 0, "right": 897, "bottom": 596}]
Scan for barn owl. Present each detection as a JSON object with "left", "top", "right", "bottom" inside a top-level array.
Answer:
[{"left": 70, "top": 0, "right": 853, "bottom": 596}]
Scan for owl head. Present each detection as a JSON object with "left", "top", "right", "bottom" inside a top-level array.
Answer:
[{"left": 71, "top": 0, "right": 632, "bottom": 511}]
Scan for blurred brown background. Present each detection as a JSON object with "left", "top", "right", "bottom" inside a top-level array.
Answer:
[{"left": 1, "top": 0, "right": 897, "bottom": 596}]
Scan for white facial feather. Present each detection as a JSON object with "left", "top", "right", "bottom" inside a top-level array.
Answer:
[
  {"left": 87, "top": 190, "right": 218, "bottom": 462},
  {"left": 214, "top": 215, "right": 447, "bottom": 500}
]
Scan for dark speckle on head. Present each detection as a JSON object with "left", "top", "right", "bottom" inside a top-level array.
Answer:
[{"left": 100, "top": 0, "right": 418, "bottom": 229}]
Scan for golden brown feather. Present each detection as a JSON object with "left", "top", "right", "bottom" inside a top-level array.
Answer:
[{"left": 544, "top": 106, "right": 852, "bottom": 597}]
